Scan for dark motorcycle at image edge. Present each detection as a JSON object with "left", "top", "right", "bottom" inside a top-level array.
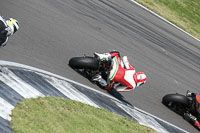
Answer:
[{"left": 162, "top": 92, "right": 200, "bottom": 116}]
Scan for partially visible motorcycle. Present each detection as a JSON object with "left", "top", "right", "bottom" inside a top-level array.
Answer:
[
  {"left": 162, "top": 93, "right": 190, "bottom": 115},
  {"left": 162, "top": 91, "right": 200, "bottom": 119}
]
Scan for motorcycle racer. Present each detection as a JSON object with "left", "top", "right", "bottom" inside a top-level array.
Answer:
[
  {"left": 0, "top": 16, "right": 19, "bottom": 47},
  {"left": 92, "top": 51, "right": 147, "bottom": 92},
  {"left": 184, "top": 90, "right": 200, "bottom": 130}
]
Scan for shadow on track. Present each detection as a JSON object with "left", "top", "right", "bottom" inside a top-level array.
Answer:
[{"left": 70, "top": 67, "right": 133, "bottom": 106}]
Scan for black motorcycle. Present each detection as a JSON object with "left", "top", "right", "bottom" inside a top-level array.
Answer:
[{"left": 162, "top": 91, "right": 200, "bottom": 116}]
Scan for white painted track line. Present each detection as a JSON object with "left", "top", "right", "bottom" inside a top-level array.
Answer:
[{"left": 130, "top": 0, "right": 200, "bottom": 42}]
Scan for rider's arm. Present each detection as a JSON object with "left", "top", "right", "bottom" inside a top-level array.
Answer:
[
  {"left": 109, "top": 51, "right": 135, "bottom": 70},
  {"left": 122, "top": 56, "right": 135, "bottom": 70}
]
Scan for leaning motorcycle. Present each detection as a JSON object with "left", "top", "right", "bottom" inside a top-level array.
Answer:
[
  {"left": 68, "top": 55, "right": 111, "bottom": 84},
  {"left": 162, "top": 92, "right": 200, "bottom": 116}
]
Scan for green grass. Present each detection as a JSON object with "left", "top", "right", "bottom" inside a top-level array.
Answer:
[
  {"left": 135, "top": 0, "right": 200, "bottom": 39},
  {"left": 10, "top": 97, "right": 157, "bottom": 133}
]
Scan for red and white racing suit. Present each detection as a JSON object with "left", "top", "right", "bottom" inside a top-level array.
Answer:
[{"left": 105, "top": 52, "right": 137, "bottom": 92}]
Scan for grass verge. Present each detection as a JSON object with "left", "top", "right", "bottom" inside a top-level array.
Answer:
[
  {"left": 134, "top": 0, "right": 200, "bottom": 39},
  {"left": 10, "top": 97, "right": 157, "bottom": 133}
]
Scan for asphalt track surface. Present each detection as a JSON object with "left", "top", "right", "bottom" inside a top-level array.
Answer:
[{"left": 0, "top": 0, "right": 200, "bottom": 132}]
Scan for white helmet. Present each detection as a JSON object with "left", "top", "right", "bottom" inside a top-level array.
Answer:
[
  {"left": 6, "top": 18, "right": 19, "bottom": 36},
  {"left": 135, "top": 72, "right": 147, "bottom": 87}
]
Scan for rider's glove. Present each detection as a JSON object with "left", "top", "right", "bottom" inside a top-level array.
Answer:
[{"left": 94, "top": 52, "right": 111, "bottom": 61}]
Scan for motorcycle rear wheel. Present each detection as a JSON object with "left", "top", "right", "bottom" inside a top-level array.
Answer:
[{"left": 69, "top": 57, "right": 99, "bottom": 70}]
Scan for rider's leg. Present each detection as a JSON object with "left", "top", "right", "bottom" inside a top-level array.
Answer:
[
  {"left": 186, "top": 90, "right": 196, "bottom": 97},
  {"left": 184, "top": 112, "right": 200, "bottom": 129},
  {"left": 91, "top": 74, "right": 107, "bottom": 87},
  {"left": 122, "top": 56, "right": 130, "bottom": 69}
]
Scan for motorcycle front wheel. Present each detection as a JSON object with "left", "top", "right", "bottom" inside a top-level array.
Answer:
[
  {"left": 69, "top": 56, "right": 99, "bottom": 70},
  {"left": 162, "top": 94, "right": 189, "bottom": 115}
]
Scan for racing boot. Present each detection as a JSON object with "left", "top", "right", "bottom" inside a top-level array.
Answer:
[
  {"left": 91, "top": 74, "right": 107, "bottom": 87},
  {"left": 186, "top": 90, "right": 192, "bottom": 97},
  {"left": 194, "top": 120, "right": 200, "bottom": 130},
  {"left": 186, "top": 90, "right": 196, "bottom": 98},
  {"left": 183, "top": 112, "right": 195, "bottom": 122},
  {"left": 183, "top": 112, "right": 200, "bottom": 129},
  {"left": 94, "top": 52, "right": 111, "bottom": 61}
]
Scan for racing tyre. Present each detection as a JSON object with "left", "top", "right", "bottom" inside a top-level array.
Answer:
[
  {"left": 162, "top": 94, "right": 189, "bottom": 115},
  {"left": 162, "top": 94, "right": 189, "bottom": 106},
  {"left": 69, "top": 57, "right": 99, "bottom": 70}
]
